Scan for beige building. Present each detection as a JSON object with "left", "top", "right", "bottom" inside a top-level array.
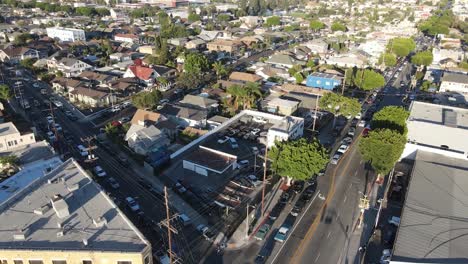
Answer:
[
  {"left": 0, "top": 122, "right": 35, "bottom": 152},
  {"left": 0, "top": 158, "right": 152, "bottom": 264},
  {"left": 206, "top": 39, "right": 243, "bottom": 53},
  {"left": 69, "top": 87, "right": 116, "bottom": 107},
  {"left": 139, "top": 45, "right": 155, "bottom": 55}
]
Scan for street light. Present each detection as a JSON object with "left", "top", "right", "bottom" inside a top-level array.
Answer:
[{"left": 328, "top": 104, "right": 340, "bottom": 128}]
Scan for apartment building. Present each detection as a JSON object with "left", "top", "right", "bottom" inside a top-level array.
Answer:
[
  {"left": 0, "top": 122, "right": 35, "bottom": 152},
  {"left": 439, "top": 72, "right": 468, "bottom": 98},
  {"left": 46, "top": 27, "right": 86, "bottom": 42},
  {"left": 0, "top": 158, "right": 152, "bottom": 264}
]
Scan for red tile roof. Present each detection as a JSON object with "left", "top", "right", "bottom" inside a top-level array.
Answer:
[{"left": 128, "top": 65, "right": 154, "bottom": 80}]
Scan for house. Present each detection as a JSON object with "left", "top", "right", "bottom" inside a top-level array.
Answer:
[
  {"left": 49, "top": 57, "right": 93, "bottom": 77},
  {"left": 123, "top": 63, "right": 157, "bottom": 84},
  {"left": 239, "top": 16, "right": 263, "bottom": 28},
  {"left": 78, "top": 71, "right": 116, "bottom": 86},
  {"left": 306, "top": 72, "right": 343, "bottom": 90},
  {"left": 0, "top": 122, "right": 35, "bottom": 152},
  {"left": 439, "top": 72, "right": 468, "bottom": 98},
  {"left": 264, "top": 97, "right": 299, "bottom": 116},
  {"left": 138, "top": 46, "right": 155, "bottom": 55},
  {"left": 185, "top": 39, "right": 207, "bottom": 50},
  {"left": 125, "top": 125, "right": 170, "bottom": 156},
  {"left": 69, "top": 87, "right": 116, "bottom": 107},
  {"left": 292, "top": 46, "right": 311, "bottom": 61},
  {"left": 255, "top": 66, "right": 290, "bottom": 80},
  {"left": 0, "top": 47, "right": 40, "bottom": 64},
  {"left": 153, "top": 65, "right": 177, "bottom": 79},
  {"left": 168, "top": 37, "right": 188, "bottom": 47},
  {"left": 114, "top": 33, "right": 139, "bottom": 44},
  {"left": 240, "top": 36, "right": 263, "bottom": 48},
  {"left": 51, "top": 77, "right": 82, "bottom": 95},
  {"left": 207, "top": 39, "right": 243, "bottom": 53},
  {"left": 266, "top": 53, "right": 306, "bottom": 69},
  {"left": 109, "top": 52, "right": 132, "bottom": 62},
  {"left": 46, "top": 27, "right": 85, "bottom": 42},
  {"left": 107, "top": 78, "right": 139, "bottom": 95},
  {"left": 229, "top": 72, "right": 263, "bottom": 84},
  {"left": 432, "top": 48, "right": 465, "bottom": 66},
  {"left": 159, "top": 104, "right": 208, "bottom": 128},
  {"left": 179, "top": 94, "right": 219, "bottom": 112},
  {"left": 207, "top": 115, "right": 229, "bottom": 130},
  {"left": 322, "top": 53, "right": 367, "bottom": 68},
  {"left": 130, "top": 109, "right": 165, "bottom": 126},
  {"left": 197, "top": 30, "right": 222, "bottom": 42}
]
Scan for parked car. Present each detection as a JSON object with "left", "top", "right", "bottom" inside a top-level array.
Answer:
[
  {"left": 274, "top": 226, "right": 290, "bottom": 243},
  {"left": 269, "top": 203, "right": 284, "bottom": 220},
  {"left": 178, "top": 214, "right": 192, "bottom": 226},
  {"left": 77, "top": 144, "right": 88, "bottom": 157},
  {"left": 125, "top": 197, "right": 140, "bottom": 212},
  {"left": 119, "top": 117, "right": 130, "bottom": 124},
  {"left": 94, "top": 166, "right": 107, "bottom": 177},
  {"left": 110, "top": 105, "right": 121, "bottom": 112},
  {"left": 388, "top": 216, "right": 400, "bottom": 226},
  {"left": 118, "top": 154, "right": 129, "bottom": 165},
  {"left": 229, "top": 137, "right": 238, "bottom": 149},
  {"left": 46, "top": 115, "right": 54, "bottom": 124},
  {"left": 217, "top": 136, "right": 230, "bottom": 144},
  {"left": 358, "top": 120, "right": 366, "bottom": 127},
  {"left": 121, "top": 101, "right": 132, "bottom": 108},
  {"left": 46, "top": 131, "right": 56, "bottom": 141},
  {"left": 331, "top": 153, "right": 342, "bottom": 165},
  {"left": 291, "top": 198, "right": 306, "bottom": 216},
  {"left": 159, "top": 99, "right": 169, "bottom": 104},
  {"left": 292, "top": 181, "right": 305, "bottom": 193},
  {"left": 347, "top": 127, "right": 356, "bottom": 137},
  {"left": 238, "top": 160, "right": 249, "bottom": 169},
  {"left": 341, "top": 136, "right": 353, "bottom": 145},
  {"left": 107, "top": 177, "right": 120, "bottom": 189},
  {"left": 255, "top": 224, "right": 271, "bottom": 241},
  {"left": 337, "top": 144, "right": 349, "bottom": 154}
]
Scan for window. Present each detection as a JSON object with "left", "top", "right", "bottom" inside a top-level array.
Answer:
[
  {"left": 117, "top": 262, "right": 131, "bottom": 264},
  {"left": 52, "top": 261, "right": 67, "bottom": 264},
  {"left": 28, "top": 261, "right": 43, "bottom": 264},
  {"left": 82, "top": 261, "right": 92, "bottom": 264},
  {"left": 13, "top": 261, "right": 23, "bottom": 264},
  {"left": 14, "top": 140, "right": 17, "bottom": 145}
]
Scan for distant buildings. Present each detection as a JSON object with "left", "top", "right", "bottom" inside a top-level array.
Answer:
[
  {"left": 0, "top": 158, "right": 152, "bottom": 263},
  {"left": 439, "top": 72, "right": 468, "bottom": 99},
  {"left": 0, "top": 47, "right": 39, "bottom": 64},
  {"left": 46, "top": 27, "right": 86, "bottom": 42},
  {"left": 207, "top": 39, "right": 243, "bottom": 53}
]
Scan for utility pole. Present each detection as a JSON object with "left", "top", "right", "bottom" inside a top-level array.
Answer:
[
  {"left": 158, "top": 187, "right": 181, "bottom": 264},
  {"left": 261, "top": 145, "right": 269, "bottom": 217},
  {"left": 341, "top": 68, "right": 347, "bottom": 95},
  {"left": 312, "top": 94, "right": 320, "bottom": 132},
  {"left": 245, "top": 202, "right": 250, "bottom": 238},
  {"left": 81, "top": 135, "right": 98, "bottom": 163}
]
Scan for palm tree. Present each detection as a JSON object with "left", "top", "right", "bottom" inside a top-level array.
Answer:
[
  {"left": 0, "top": 84, "right": 12, "bottom": 102},
  {"left": 242, "top": 82, "right": 262, "bottom": 109},
  {"left": 226, "top": 84, "right": 245, "bottom": 111},
  {"left": 212, "top": 61, "right": 227, "bottom": 80}
]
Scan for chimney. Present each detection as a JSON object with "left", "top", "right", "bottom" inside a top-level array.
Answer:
[
  {"left": 93, "top": 216, "right": 108, "bottom": 228},
  {"left": 67, "top": 183, "right": 79, "bottom": 192},
  {"left": 82, "top": 238, "right": 88, "bottom": 246},
  {"left": 34, "top": 204, "right": 51, "bottom": 215}
]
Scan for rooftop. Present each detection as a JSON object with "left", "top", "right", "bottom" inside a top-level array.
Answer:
[
  {"left": 0, "top": 141, "right": 56, "bottom": 164},
  {"left": 392, "top": 151, "right": 468, "bottom": 263},
  {"left": 408, "top": 101, "right": 468, "bottom": 129},
  {"left": 442, "top": 72, "right": 468, "bottom": 84},
  {"left": 0, "top": 122, "right": 19, "bottom": 137},
  {"left": 308, "top": 72, "right": 343, "bottom": 80},
  {"left": 0, "top": 158, "right": 149, "bottom": 252},
  {"left": 184, "top": 146, "right": 237, "bottom": 173}
]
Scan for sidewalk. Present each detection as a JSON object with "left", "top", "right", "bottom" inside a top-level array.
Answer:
[{"left": 227, "top": 179, "right": 284, "bottom": 249}]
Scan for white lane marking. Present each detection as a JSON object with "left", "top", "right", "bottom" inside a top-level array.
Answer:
[
  {"left": 314, "top": 253, "right": 321, "bottom": 263},
  {"left": 269, "top": 191, "right": 320, "bottom": 264},
  {"left": 327, "top": 231, "right": 332, "bottom": 238},
  {"left": 354, "top": 171, "right": 357, "bottom": 176},
  {"left": 343, "top": 195, "right": 347, "bottom": 202}
]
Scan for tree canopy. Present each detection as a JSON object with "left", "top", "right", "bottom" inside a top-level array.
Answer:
[
  {"left": 265, "top": 16, "right": 281, "bottom": 27},
  {"left": 319, "top": 92, "right": 361, "bottom": 117},
  {"left": 184, "top": 52, "right": 209, "bottom": 75},
  {"left": 331, "top": 21, "right": 347, "bottom": 32},
  {"left": 379, "top": 53, "right": 397, "bottom": 67},
  {"left": 359, "top": 129, "right": 406, "bottom": 175},
  {"left": 352, "top": 69, "right": 385, "bottom": 91},
  {"left": 226, "top": 82, "right": 262, "bottom": 111},
  {"left": 270, "top": 138, "right": 329, "bottom": 181},
  {"left": 188, "top": 12, "right": 201, "bottom": 23},
  {"left": 309, "top": 20, "right": 325, "bottom": 31},
  {"left": 371, "top": 106, "right": 409, "bottom": 135},
  {"left": 387, "top": 37, "right": 416, "bottom": 57},
  {"left": 131, "top": 90, "right": 162, "bottom": 109},
  {"left": 411, "top": 50, "right": 433, "bottom": 66},
  {"left": 418, "top": 10, "right": 454, "bottom": 36},
  {"left": 0, "top": 84, "right": 12, "bottom": 101}
]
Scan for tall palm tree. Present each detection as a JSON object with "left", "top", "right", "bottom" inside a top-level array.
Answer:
[
  {"left": 242, "top": 82, "right": 262, "bottom": 109},
  {"left": 212, "top": 61, "right": 227, "bottom": 80},
  {"left": 226, "top": 84, "right": 244, "bottom": 111}
]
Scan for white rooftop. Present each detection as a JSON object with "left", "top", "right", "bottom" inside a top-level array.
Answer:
[
  {"left": 0, "top": 158, "right": 149, "bottom": 252},
  {"left": 408, "top": 101, "right": 468, "bottom": 129},
  {"left": 0, "top": 122, "right": 19, "bottom": 137}
]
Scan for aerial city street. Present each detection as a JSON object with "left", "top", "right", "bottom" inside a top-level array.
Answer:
[{"left": 0, "top": 0, "right": 467, "bottom": 263}]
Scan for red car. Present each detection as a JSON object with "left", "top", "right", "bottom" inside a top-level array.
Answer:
[{"left": 362, "top": 127, "right": 371, "bottom": 137}]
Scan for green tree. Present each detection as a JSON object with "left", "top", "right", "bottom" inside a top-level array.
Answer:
[
  {"left": 75, "top": 6, "right": 96, "bottom": 16},
  {"left": 352, "top": 69, "right": 385, "bottom": 91},
  {"left": 309, "top": 20, "right": 325, "bottom": 31},
  {"left": 411, "top": 50, "right": 433, "bottom": 66},
  {"left": 294, "top": 72, "right": 304, "bottom": 84},
  {"left": 387, "top": 37, "right": 416, "bottom": 57},
  {"left": 379, "top": 53, "right": 397, "bottom": 67},
  {"left": 288, "top": 64, "right": 303, "bottom": 76},
  {"left": 331, "top": 21, "right": 347, "bottom": 32},
  {"left": 226, "top": 84, "right": 245, "bottom": 111},
  {"left": 359, "top": 129, "right": 406, "bottom": 175},
  {"left": 319, "top": 92, "right": 361, "bottom": 118},
  {"left": 104, "top": 123, "right": 119, "bottom": 138},
  {"left": 20, "top": 58, "right": 37, "bottom": 70},
  {"left": 131, "top": 90, "right": 162, "bottom": 109},
  {"left": 270, "top": 138, "right": 329, "bottom": 182},
  {"left": 420, "top": 80, "right": 432, "bottom": 91},
  {"left": 184, "top": 52, "right": 209, "bottom": 75},
  {"left": 212, "top": 61, "right": 228, "bottom": 80},
  {"left": 14, "top": 33, "right": 34, "bottom": 45},
  {"left": 242, "top": 82, "right": 262, "bottom": 109},
  {"left": 177, "top": 72, "right": 202, "bottom": 90},
  {"left": 0, "top": 155, "right": 18, "bottom": 166},
  {"left": 459, "top": 61, "right": 468, "bottom": 70},
  {"left": 371, "top": 106, "right": 409, "bottom": 135},
  {"left": 217, "top": 14, "right": 231, "bottom": 23},
  {"left": 188, "top": 12, "right": 201, "bottom": 23},
  {"left": 0, "top": 84, "right": 12, "bottom": 101},
  {"left": 265, "top": 16, "right": 281, "bottom": 27},
  {"left": 95, "top": 8, "right": 110, "bottom": 16}
]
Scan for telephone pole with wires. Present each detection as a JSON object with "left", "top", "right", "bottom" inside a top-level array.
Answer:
[
  {"left": 158, "top": 187, "right": 182, "bottom": 264},
  {"left": 80, "top": 135, "right": 98, "bottom": 163},
  {"left": 261, "top": 145, "right": 269, "bottom": 217}
]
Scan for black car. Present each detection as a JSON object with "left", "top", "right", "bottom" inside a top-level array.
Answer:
[
  {"left": 269, "top": 202, "right": 285, "bottom": 220},
  {"left": 279, "top": 191, "right": 292, "bottom": 204},
  {"left": 291, "top": 199, "right": 306, "bottom": 216},
  {"left": 293, "top": 181, "right": 305, "bottom": 193}
]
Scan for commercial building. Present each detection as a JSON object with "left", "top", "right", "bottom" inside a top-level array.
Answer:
[
  {"left": 0, "top": 122, "right": 35, "bottom": 152},
  {"left": 439, "top": 72, "right": 468, "bottom": 99},
  {"left": 0, "top": 158, "right": 152, "bottom": 263},
  {"left": 46, "top": 27, "right": 86, "bottom": 42},
  {"left": 306, "top": 72, "right": 342, "bottom": 90},
  {"left": 391, "top": 150, "right": 468, "bottom": 263},
  {"left": 402, "top": 101, "right": 468, "bottom": 161}
]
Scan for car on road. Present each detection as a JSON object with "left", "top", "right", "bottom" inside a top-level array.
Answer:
[
  {"left": 331, "top": 153, "right": 342, "bottom": 165},
  {"left": 119, "top": 117, "right": 130, "bottom": 124},
  {"left": 347, "top": 127, "right": 356, "bottom": 137},
  {"left": 121, "top": 101, "right": 132, "bottom": 108},
  {"left": 77, "top": 144, "right": 88, "bottom": 157},
  {"left": 46, "top": 115, "right": 54, "bottom": 124},
  {"left": 107, "top": 177, "right": 120, "bottom": 189},
  {"left": 52, "top": 100, "right": 63, "bottom": 108},
  {"left": 238, "top": 160, "right": 249, "bottom": 169},
  {"left": 94, "top": 166, "right": 107, "bottom": 177},
  {"left": 269, "top": 202, "right": 284, "bottom": 220},
  {"left": 125, "top": 197, "right": 140, "bottom": 212},
  {"left": 291, "top": 198, "right": 306, "bottom": 216},
  {"left": 53, "top": 123, "right": 62, "bottom": 132},
  {"left": 255, "top": 224, "right": 270, "bottom": 241},
  {"left": 337, "top": 144, "right": 349, "bottom": 154},
  {"left": 40, "top": 89, "right": 47, "bottom": 95},
  {"left": 304, "top": 182, "right": 317, "bottom": 198},
  {"left": 110, "top": 105, "right": 121, "bottom": 112},
  {"left": 33, "top": 82, "right": 40, "bottom": 88},
  {"left": 292, "top": 181, "right": 305, "bottom": 193},
  {"left": 279, "top": 191, "right": 292, "bottom": 204},
  {"left": 274, "top": 226, "right": 290, "bottom": 243},
  {"left": 117, "top": 153, "right": 129, "bottom": 165},
  {"left": 341, "top": 136, "right": 353, "bottom": 145},
  {"left": 46, "top": 131, "right": 56, "bottom": 141},
  {"left": 358, "top": 120, "right": 366, "bottom": 127}
]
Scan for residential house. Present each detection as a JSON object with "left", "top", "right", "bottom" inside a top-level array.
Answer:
[
  {"left": 264, "top": 97, "right": 299, "bottom": 116},
  {"left": 207, "top": 39, "right": 243, "bottom": 53},
  {"left": 439, "top": 72, "right": 468, "bottom": 98},
  {"left": 197, "top": 30, "right": 222, "bottom": 42},
  {"left": 123, "top": 63, "right": 157, "bottom": 85},
  {"left": 48, "top": 57, "right": 93, "bottom": 77},
  {"left": 109, "top": 52, "right": 132, "bottom": 62},
  {"left": 432, "top": 48, "right": 465, "bottom": 66},
  {"left": 153, "top": 65, "right": 177, "bottom": 79},
  {"left": 78, "top": 71, "right": 116, "bottom": 87},
  {"left": 46, "top": 27, "right": 85, "bottom": 42},
  {"left": 229, "top": 71, "right": 263, "bottom": 84},
  {"left": 266, "top": 53, "right": 306, "bottom": 69},
  {"left": 240, "top": 36, "right": 263, "bottom": 48},
  {"left": 125, "top": 125, "right": 170, "bottom": 155},
  {"left": 114, "top": 33, "right": 139, "bottom": 44},
  {"left": 255, "top": 66, "right": 290, "bottom": 81},
  {"left": 51, "top": 77, "right": 82, "bottom": 95},
  {"left": 168, "top": 37, "right": 188, "bottom": 47},
  {"left": 179, "top": 94, "right": 219, "bottom": 113},
  {"left": 159, "top": 103, "right": 208, "bottom": 128},
  {"left": 0, "top": 122, "right": 35, "bottom": 152},
  {"left": 292, "top": 46, "right": 311, "bottom": 61},
  {"left": 306, "top": 72, "right": 343, "bottom": 90},
  {"left": 107, "top": 78, "right": 139, "bottom": 95},
  {"left": 185, "top": 39, "right": 206, "bottom": 50},
  {"left": 239, "top": 16, "right": 263, "bottom": 28},
  {"left": 138, "top": 46, "right": 155, "bottom": 56},
  {"left": 0, "top": 47, "right": 39, "bottom": 64},
  {"left": 69, "top": 87, "right": 116, "bottom": 107},
  {"left": 322, "top": 53, "right": 367, "bottom": 68}
]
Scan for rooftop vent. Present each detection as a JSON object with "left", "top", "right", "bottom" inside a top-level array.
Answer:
[
  {"left": 33, "top": 204, "right": 51, "bottom": 215},
  {"left": 67, "top": 183, "right": 79, "bottom": 192},
  {"left": 93, "top": 216, "right": 108, "bottom": 228},
  {"left": 13, "top": 231, "right": 25, "bottom": 241},
  {"left": 51, "top": 194, "right": 69, "bottom": 219},
  {"left": 57, "top": 229, "right": 64, "bottom": 237},
  {"left": 82, "top": 238, "right": 88, "bottom": 246}
]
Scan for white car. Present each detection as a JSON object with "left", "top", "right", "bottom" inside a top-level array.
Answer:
[
  {"left": 330, "top": 154, "right": 342, "bottom": 165},
  {"left": 217, "top": 136, "right": 230, "bottom": 144},
  {"left": 121, "top": 101, "right": 132, "bottom": 108},
  {"left": 125, "top": 197, "right": 140, "bottom": 212},
  {"left": 388, "top": 216, "right": 400, "bottom": 226},
  {"left": 110, "top": 105, "right": 121, "bottom": 112},
  {"left": 159, "top": 99, "right": 169, "bottom": 104},
  {"left": 337, "top": 144, "right": 349, "bottom": 154},
  {"left": 347, "top": 128, "right": 356, "bottom": 137},
  {"left": 358, "top": 120, "right": 366, "bottom": 127},
  {"left": 53, "top": 100, "right": 63, "bottom": 108},
  {"left": 77, "top": 144, "right": 88, "bottom": 157},
  {"left": 94, "top": 166, "right": 107, "bottom": 177}
]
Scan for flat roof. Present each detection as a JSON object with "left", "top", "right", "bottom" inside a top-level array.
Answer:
[
  {"left": 0, "top": 141, "right": 56, "bottom": 164},
  {"left": 442, "top": 72, "right": 468, "bottom": 84},
  {"left": 392, "top": 151, "right": 468, "bottom": 263},
  {"left": 184, "top": 146, "right": 236, "bottom": 173},
  {"left": 0, "top": 158, "right": 149, "bottom": 253},
  {"left": 0, "top": 122, "right": 19, "bottom": 137},
  {"left": 408, "top": 101, "right": 468, "bottom": 129},
  {"left": 308, "top": 72, "right": 343, "bottom": 80}
]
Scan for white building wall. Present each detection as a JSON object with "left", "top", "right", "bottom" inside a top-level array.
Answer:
[
  {"left": 439, "top": 81, "right": 468, "bottom": 98},
  {"left": 46, "top": 27, "right": 85, "bottom": 42},
  {"left": 0, "top": 132, "right": 35, "bottom": 152}
]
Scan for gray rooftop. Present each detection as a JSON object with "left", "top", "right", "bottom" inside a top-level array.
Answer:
[
  {"left": 308, "top": 72, "right": 343, "bottom": 80},
  {"left": 392, "top": 151, "right": 468, "bottom": 263},
  {"left": 0, "top": 158, "right": 149, "bottom": 252},
  {"left": 408, "top": 101, "right": 468, "bottom": 129},
  {"left": 0, "top": 122, "right": 19, "bottom": 137},
  {"left": 442, "top": 72, "right": 468, "bottom": 84},
  {"left": 0, "top": 141, "right": 56, "bottom": 164}
]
